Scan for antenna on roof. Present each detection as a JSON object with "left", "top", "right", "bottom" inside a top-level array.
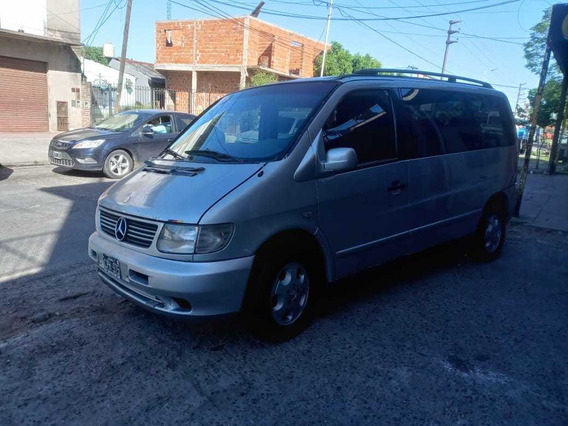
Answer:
[
  {"left": 251, "top": 1, "right": 265, "bottom": 17},
  {"left": 167, "top": 0, "right": 172, "bottom": 20}
]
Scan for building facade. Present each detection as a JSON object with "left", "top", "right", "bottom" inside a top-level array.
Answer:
[
  {"left": 155, "top": 16, "right": 325, "bottom": 115},
  {"left": 0, "top": 0, "right": 84, "bottom": 132}
]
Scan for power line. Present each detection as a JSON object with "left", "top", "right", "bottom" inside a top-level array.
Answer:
[{"left": 206, "top": 0, "right": 520, "bottom": 22}]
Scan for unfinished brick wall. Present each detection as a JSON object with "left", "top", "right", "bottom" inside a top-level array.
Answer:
[
  {"left": 157, "top": 19, "right": 245, "bottom": 66},
  {"left": 247, "top": 18, "right": 324, "bottom": 77},
  {"left": 156, "top": 17, "right": 324, "bottom": 77},
  {"left": 194, "top": 71, "right": 240, "bottom": 114},
  {"left": 162, "top": 71, "right": 191, "bottom": 113}
]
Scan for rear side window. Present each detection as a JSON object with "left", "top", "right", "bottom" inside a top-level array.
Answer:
[
  {"left": 396, "top": 88, "right": 514, "bottom": 159},
  {"left": 323, "top": 89, "right": 396, "bottom": 164},
  {"left": 469, "top": 95, "right": 515, "bottom": 148}
]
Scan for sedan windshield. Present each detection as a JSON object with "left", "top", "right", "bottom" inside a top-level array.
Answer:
[
  {"left": 94, "top": 111, "right": 151, "bottom": 132},
  {"left": 160, "top": 81, "right": 336, "bottom": 163}
]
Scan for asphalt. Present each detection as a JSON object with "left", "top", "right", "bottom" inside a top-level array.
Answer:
[{"left": 1, "top": 165, "right": 567, "bottom": 424}]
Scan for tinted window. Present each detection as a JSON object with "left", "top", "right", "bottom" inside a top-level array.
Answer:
[
  {"left": 469, "top": 95, "right": 515, "bottom": 148},
  {"left": 175, "top": 115, "right": 194, "bottom": 131},
  {"left": 323, "top": 89, "right": 396, "bottom": 164},
  {"left": 162, "top": 81, "right": 336, "bottom": 162},
  {"left": 397, "top": 88, "right": 514, "bottom": 158}
]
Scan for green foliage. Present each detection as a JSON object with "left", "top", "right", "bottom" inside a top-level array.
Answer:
[
  {"left": 314, "top": 41, "right": 382, "bottom": 76},
  {"left": 523, "top": 7, "right": 560, "bottom": 78},
  {"left": 527, "top": 79, "right": 567, "bottom": 127},
  {"left": 352, "top": 53, "right": 382, "bottom": 72},
  {"left": 249, "top": 71, "right": 277, "bottom": 87},
  {"left": 84, "top": 46, "right": 110, "bottom": 66}
]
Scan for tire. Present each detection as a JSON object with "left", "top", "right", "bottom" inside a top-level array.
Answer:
[
  {"left": 471, "top": 204, "right": 507, "bottom": 262},
  {"left": 243, "top": 245, "right": 322, "bottom": 342},
  {"left": 103, "top": 149, "right": 134, "bottom": 179}
]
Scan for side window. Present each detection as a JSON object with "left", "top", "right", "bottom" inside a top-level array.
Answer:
[
  {"left": 175, "top": 115, "right": 194, "bottom": 132},
  {"left": 323, "top": 89, "right": 396, "bottom": 164},
  {"left": 146, "top": 115, "right": 173, "bottom": 134},
  {"left": 468, "top": 95, "right": 515, "bottom": 148},
  {"left": 397, "top": 88, "right": 484, "bottom": 157}
]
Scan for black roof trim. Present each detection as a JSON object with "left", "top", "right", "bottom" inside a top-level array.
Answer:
[{"left": 351, "top": 68, "right": 493, "bottom": 89}]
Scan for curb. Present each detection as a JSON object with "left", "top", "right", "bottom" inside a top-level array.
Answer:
[{"left": 0, "top": 161, "right": 50, "bottom": 168}]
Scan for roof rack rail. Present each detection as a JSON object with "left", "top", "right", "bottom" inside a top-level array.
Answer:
[{"left": 352, "top": 68, "right": 493, "bottom": 89}]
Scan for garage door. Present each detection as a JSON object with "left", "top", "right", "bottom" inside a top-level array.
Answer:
[{"left": 0, "top": 56, "right": 48, "bottom": 132}]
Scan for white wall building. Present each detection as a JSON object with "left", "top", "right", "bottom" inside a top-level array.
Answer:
[{"left": 0, "top": 0, "right": 84, "bottom": 132}]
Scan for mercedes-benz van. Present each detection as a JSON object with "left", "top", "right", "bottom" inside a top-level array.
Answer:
[{"left": 88, "top": 70, "right": 517, "bottom": 340}]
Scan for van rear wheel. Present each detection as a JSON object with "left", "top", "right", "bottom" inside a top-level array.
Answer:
[
  {"left": 243, "top": 246, "right": 320, "bottom": 342},
  {"left": 471, "top": 205, "right": 506, "bottom": 262}
]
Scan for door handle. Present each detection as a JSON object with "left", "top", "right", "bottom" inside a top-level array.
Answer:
[{"left": 387, "top": 180, "right": 408, "bottom": 193}]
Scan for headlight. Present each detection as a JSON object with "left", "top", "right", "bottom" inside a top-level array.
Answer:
[
  {"left": 72, "top": 139, "right": 105, "bottom": 149},
  {"left": 157, "top": 223, "right": 233, "bottom": 254}
]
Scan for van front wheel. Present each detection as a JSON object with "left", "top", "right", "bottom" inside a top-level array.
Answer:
[
  {"left": 243, "top": 248, "right": 320, "bottom": 341},
  {"left": 472, "top": 206, "right": 506, "bottom": 262}
]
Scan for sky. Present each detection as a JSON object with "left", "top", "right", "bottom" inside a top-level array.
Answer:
[{"left": 80, "top": 0, "right": 561, "bottom": 107}]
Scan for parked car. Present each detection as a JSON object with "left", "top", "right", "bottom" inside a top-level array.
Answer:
[
  {"left": 48, "top": 110, "right": 195, "bottom": 178},
  {"left": 88, "top": 70, "right": 518, "bottom": 340}
]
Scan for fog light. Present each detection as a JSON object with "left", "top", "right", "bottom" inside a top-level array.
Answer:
[{"left": 76, "top": 157, "right": 97, "bottom": 164}]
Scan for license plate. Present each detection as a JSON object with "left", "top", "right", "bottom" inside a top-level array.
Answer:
[
  {"left": 99, "top": 254, "right": 121, "bottom": 280},
  {"left": 51, "top": 151, "right": 62, "bottom": 159}
]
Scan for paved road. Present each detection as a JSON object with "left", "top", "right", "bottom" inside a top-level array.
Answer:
[{"left": 1, "top": 166, "right": 567, "bottom": 424}]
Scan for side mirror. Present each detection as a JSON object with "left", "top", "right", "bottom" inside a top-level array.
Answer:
[
  {"left": 141, "top": 125, "right": 154, "bottom": 135},
  {"left": 322, "top": 147, "right": 357, "bottom": 173}
]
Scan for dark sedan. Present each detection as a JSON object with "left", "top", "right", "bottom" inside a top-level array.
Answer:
[{"left": 48, "top": 110, "right": 195, "bottom": 178}]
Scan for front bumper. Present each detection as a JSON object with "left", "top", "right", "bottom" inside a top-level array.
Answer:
[
  {"left": 48, "top": 146, "right": 104, "bottom": 171},
  {"left": 88, "top": 232, "right": 254, "bottom": 317}
]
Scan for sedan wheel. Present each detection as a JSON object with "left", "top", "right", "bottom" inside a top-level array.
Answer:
[{"left": 103, "top": 150, "right": 134, "bottom": 179}]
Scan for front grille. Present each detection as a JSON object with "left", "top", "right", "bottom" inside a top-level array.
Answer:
[
  {"left": 50, "top": 139, "right": 72, "bottom": 150},
  {"left": 49, "top": 156, "right": 74, "bottom": 167},
  {"left": 99, "top": 209, "right": 159, "bottom": 248}
]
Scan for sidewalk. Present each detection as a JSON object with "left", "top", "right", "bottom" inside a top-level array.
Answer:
[
  {"left": 518, "top": 174, "right": 568, "bottom": 232},
  {"left": 0, "top": 132, "right": 57, "bottom": 167}
]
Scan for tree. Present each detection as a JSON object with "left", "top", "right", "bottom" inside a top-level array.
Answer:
[
  {"left": 314, "top": 42, "right": 382, "bottom": 76},
  {"left": 523, "top": 7, "right": 560, "bottom": 78},
  {"left": 351, "top": 53, "right": 382, "bottom": 72},
  {"left": 84, "top": 46, "right": 110, "bottom": 66},
  {"left": 314, "top": 42, "right": 353, "bottom": 76},
  {"left": 249, "top": 71, "right": 277, "bottom": 87},
  {"left": 527, "top": 79, "right": 566, "bottom": 128}
]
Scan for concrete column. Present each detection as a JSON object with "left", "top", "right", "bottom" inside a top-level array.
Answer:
[
  {"left": 240, "top": 17, "right": 250, "bottom": 90},
  {"left": 191, "top": 70, "right": 197, "bottom": 114}
]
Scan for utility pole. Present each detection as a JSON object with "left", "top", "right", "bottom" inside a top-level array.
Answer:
[
  {"left": 115, "top": 0, "right": 133, "bottom": 113},
  {"left": 441, "top": 20, "right": 460, "bottom": 75},
  {"left": 547, "top": 76, "right": 568, "bottom": 174},
  {"left": 320, "top": 0, "right": 333, "bottom": 77},
  {"left": 515, "top": 35, "right": 553, "bottom": 216},
  {"left": 515, "top": 82, "right": 526, "bottom": 117}
]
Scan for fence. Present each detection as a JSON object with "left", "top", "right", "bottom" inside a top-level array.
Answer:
[{"left": 90, "top": 86, "right": 178, "bottom": 123}]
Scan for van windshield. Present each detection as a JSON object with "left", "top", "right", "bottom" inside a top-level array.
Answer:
[{"left": 160, "top": 81, "right": 336, "bottom": 163}]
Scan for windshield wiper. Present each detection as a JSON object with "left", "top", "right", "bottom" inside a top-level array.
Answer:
[
  {"left": 184, "top": 149, "right": 243, "bottom": 163},
  {"left": 144, "top": 160, "right": 205, "bottom": 175},
  {"left": 163, "top": 148, "right": 184, "bottom": 160}
]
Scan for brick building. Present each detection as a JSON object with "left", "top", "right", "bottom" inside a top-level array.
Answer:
[{"left": 155, "top": 16, "right": 325, "bottom": 114}]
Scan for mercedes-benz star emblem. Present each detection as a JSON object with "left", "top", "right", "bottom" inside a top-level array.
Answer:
[{"left": 115, "top": 217, "right": 128, "bottom": 241}]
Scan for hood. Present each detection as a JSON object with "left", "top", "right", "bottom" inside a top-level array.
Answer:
[
  {"left": 98, "top": 162, "right": 264, "bottom": 223},
  {"left": 55, "top": 128, "right": 123, "bottom": 143}
]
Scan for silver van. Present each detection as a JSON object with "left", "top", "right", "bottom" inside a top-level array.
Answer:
[{"left": 88, "top": 70, "right": 517, "bottom": 340}]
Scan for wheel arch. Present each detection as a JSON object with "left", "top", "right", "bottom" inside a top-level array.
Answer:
[
  {"left": 253, "top": 228, "right": 332, "bottom": 284},
  {"left": 484, "top": 191, "right": 508, "bottom": 218}
]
